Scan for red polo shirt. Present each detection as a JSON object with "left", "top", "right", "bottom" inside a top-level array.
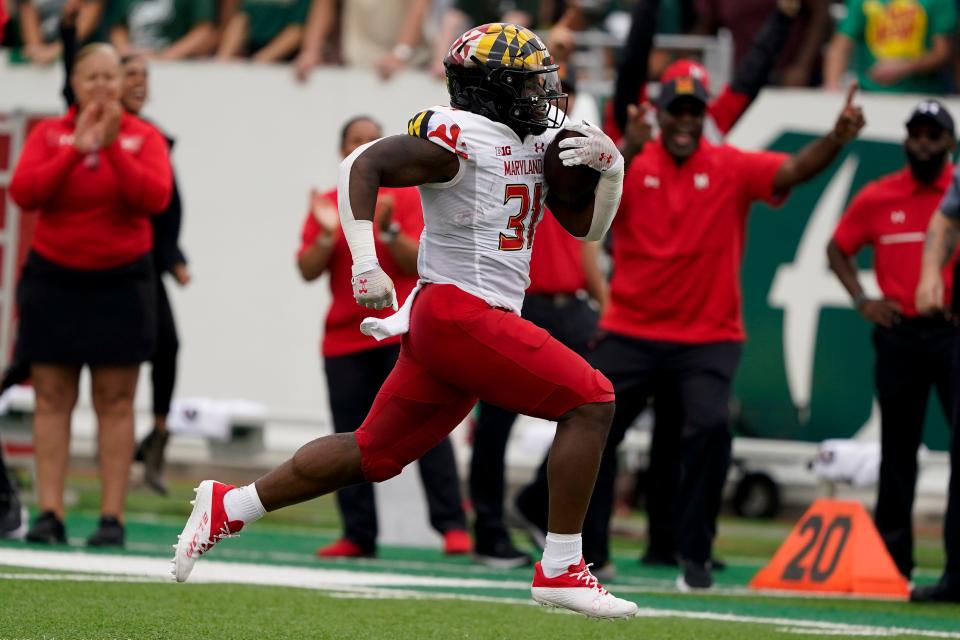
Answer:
[
  {"left": 602, "top": 137, "right": 788, "bottom": 344},
  {"left": 527, "top": 210, "right": 587, "bottom": 295},
  {"left": 10, "top": 109, "right": 172, "bottom": 270},
  {"left": 832, "top": 164, "right": 956, "bottom": 317},
  {"left": 298, "top": 186, "right": 423, "bottom": 358}
]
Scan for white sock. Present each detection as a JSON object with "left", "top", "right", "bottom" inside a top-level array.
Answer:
[
  {"left": 223, "top": 484, "right": 266, "bottom": 525},
  {"left": 541, "top": 532, "right": 582, "bottom": 578}
]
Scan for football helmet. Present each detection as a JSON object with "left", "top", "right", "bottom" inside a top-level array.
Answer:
[{"left": 444, "top": 23, "right": 567, "bottom": 136}]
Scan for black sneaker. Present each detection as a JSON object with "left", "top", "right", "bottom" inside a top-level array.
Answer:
[
  {"left": 474, "top": 538, "right": 532, "bottom": 569},
  {"left": 87, "top": 515, "right": 124, "bottom": 547},
  {"left": 135, "top": 428, "right": 170, "bottom": 496},
  {"left": 676, "top": 559, "right": 713, "bottom": 591},
  {"left": 0, "top": 492, "right": 28, "bottom": 539},
  {"left": 911, "top": 579, "right": 960, "bottom": 603},
  {"left": 25, "top": 511, "right": 67, "bottom": 544}
]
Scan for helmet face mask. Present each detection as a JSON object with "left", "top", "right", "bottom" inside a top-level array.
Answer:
[
  {"left": 496, "top": 66, "right": 567, "bottom": 133},
  {"left": 444, "top": 23, "right": 567, "bottom": 137}
]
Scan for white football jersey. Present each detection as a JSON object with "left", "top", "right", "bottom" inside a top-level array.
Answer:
[{"left": 409, "top": 105, "right": 562, "bottom": 313}]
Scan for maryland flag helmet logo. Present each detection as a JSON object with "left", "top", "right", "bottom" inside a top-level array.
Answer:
[
  {"left": 445, "top": 23, "right": 554, "bottom": 71},
  {"left": 443, "top": 23, "right": 566, "bottom": 135}
]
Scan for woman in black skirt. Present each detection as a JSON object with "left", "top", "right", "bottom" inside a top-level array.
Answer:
[
  {"left": 10, "top": 43, "right": 172, "bottom": 547},
  {"left": 59, "top": 4, "right": 191, "bottom": 495}
]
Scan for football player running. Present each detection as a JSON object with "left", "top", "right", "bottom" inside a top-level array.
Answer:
[{"left": 173, "top": 23, "right": 634, "bottom": 618}]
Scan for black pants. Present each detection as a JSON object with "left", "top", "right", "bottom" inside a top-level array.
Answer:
[
  {"left": 151, "top": 274, "right": 179, "bottom": 418},
  {"left": 470, "top": 293, "right": 598, "bottom": 549},
  {"left": 324, "top": 344, "right": 466, "bottom": 552},
  {"left": 578, "top": 333, "right": 741, "bottom": 566},
  {"left": 873, "top": 318, "right": 956, "bottom": 579}
]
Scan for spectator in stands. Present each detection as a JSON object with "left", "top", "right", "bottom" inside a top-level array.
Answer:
[
  {"left": 211, "top": 0, "right": 240, "bottom": 47},
  {"left": 824, "top": 0, "right": 957, "bottom": 93},
  {"left": 828, "top": 99, "right": 957, "bottom": 587},
  {"left": 108, "top": 0, "right": 215, "bottom": 59},
  {"left": 293, "top": 0, "right": 431, "bottom": 82},
  {"left": 9, "top": 43, "right": 172, "bottom": 546},
  {"left": 606, "top": 0, "right": 814, "bottom": 151},
  {"left": 5, "top": 0, "right": 103, "bottom": 64},
  {"left": 216, "top": 0, "right": 310, "bottom": 62},
  {"left": 694, "top": 0, "right": 831, "bottom": 87},
  {"left": 546, "top": 0, "right": 685, "bottom": 68},
  {"left": 298, "top": 115, "right": 471, "bottom": 559},
  {"left": 61, "top": 3, "right": 190, "bottom": 496},
  {"left": 429, "top": 1, "right": 540, "bottom": 78},
  {"left": 580, "top": 78, "right": 864, "bottom": 590}
]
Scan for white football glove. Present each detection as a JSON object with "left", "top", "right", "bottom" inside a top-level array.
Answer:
[
  {"left": 351, "top": 262, "right": 398, "bottom": 311},
  {"left": 558, "top": 121, "right": 623, "bottom": 173}
]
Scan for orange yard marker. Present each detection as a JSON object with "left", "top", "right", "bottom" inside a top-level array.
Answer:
[{"left": 749, "top": 498, "right": 909, "bottom": 598}]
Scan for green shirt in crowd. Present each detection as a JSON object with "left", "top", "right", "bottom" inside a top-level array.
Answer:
[
  {"left": 243, "top": 0, "right": 310, "bottom": 51},
  {"left": 108, "top": 0, "right": 215, "bottom": 50},
  {"left": 839, "top": 0, "right": 957, "bottom": 94}
]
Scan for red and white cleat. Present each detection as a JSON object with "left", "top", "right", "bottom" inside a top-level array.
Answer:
[
  {"left": 531, "top": 559, "right": 638, "bottom": 619},
  {"left": 172, "top": 480, "right": 244, "bottom": 582}
]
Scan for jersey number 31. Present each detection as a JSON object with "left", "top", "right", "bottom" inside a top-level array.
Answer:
[{"left": 499, "top": 182, "right": 544, "bottom": 251}]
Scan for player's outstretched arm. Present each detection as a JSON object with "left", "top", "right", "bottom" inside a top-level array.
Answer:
[
  {"left": 773, "top": 82, "right": 865, "bottom": 192},
  {"left": 338, "top": 135, "right": 460, "bottom": 310}
]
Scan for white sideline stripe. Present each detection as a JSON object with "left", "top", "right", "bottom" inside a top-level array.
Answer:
[
  {"left": 0, "top": 548, "right": 930, "bottom": 600},
  {"left": 0, "top": 548, "right": 532, "bottom": 590},
  {"left": 0, "top": 548, "right": 934, "bottom": 601},
  {"left": 116, "top": 540, "right": 947, "bottom": 581},
  {"left": 1, "top": 551, "right": 958, "bottom": 639},
  {"left": 0, "top": 572, "right": 164, "bottom": 583},
  {"left": 878, "top": 232, "right": 926, "bottom": 245}
]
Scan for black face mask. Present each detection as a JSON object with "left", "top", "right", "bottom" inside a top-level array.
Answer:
[{"left": 905, "top": 146, "right": 948, "bottom": 184}]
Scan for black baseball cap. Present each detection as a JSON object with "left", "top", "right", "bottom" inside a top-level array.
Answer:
[
  {"left": 906, "top": 100, "right": 955, "bottom": 136},
  {"left": 656, "top": 76, "right": 709, "bottom": 110}
]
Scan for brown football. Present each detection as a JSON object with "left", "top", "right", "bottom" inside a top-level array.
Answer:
[{"left": 543, "top": 129, "right": 600, "bottom": 237}]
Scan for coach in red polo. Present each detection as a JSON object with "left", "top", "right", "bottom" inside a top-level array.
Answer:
[
  {"left": 829, "top": 100, "right": 957, "bottom": 592},
  {"left": 581, "top": 76, "right": 866, "bottom": 590}
]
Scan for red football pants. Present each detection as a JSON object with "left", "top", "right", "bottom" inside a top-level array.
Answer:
[{"left": 354, "top": 284, "right": 613, "bottom": 482}]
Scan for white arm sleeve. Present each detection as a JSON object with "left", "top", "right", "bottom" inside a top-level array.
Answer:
[
  {"left": 337, "top": 138, "right": 384, "bottom": 275},
  {"left": 582, "top": 155, "right": 624, "bottom": 241}
]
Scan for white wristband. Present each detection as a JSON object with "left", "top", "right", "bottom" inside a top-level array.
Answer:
[
  {"left": 337, "top": 138, "right": 383, "bottom": 275},
  {"left": 582, "top": 155, "right": 624, "bottom": 241}
]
